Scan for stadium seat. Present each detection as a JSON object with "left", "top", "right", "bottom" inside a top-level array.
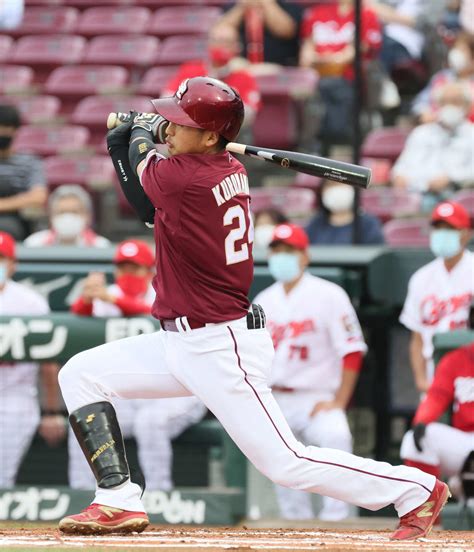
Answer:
[
  {"left": 64, "top": 0, "right": 132, "bottom": 6},
  {"left": 0, "top": 65, "right": 35, "bottom": 95},
  {"left": 76, "top": 7, "right": 150, "bottom": 37},
  {"left": 452, "top": 189, "right": 474, "bottom": 222},
  {"left": 360, "top": 187, "right": 421, "bottom": 223},
  {"left": 147, "top": 6, "right": 221, "bottom": 38},
  {"left": 45, "top": 155, "right": 116, "bottom": 190},
  {"left": 25, "top": 0, "right": 63, "bottom": 5},
  {"left": 7, "top": 7, "right": 79, "bottom": 37},
  {"left": 136, "top": 65, "right": 180, "bottom": 96},
  {"left": 136, "top": 0, "right": 227, "bottom": 6},
  {"left": 255, "top": 67, "right": 318, "bottom": 100},
  {"left": 0, "top": 36, "right": 13, "bottom": 63},
  {"left": 0, "top": 95, "right": 61, "bottom": 124},
  {"left": 390, "top": 59, "right": 429, "bottom": 96},
  {"left": 361, "top": 127, "right": 411, "bottom": 164},
  {"left": 10, "top": 35, "right": 86, "bottom": 83},
  {"left": 156, "top": 35, "right": 207, "bottom": 66},
  {"left": 360, "top": 157, "right": 392, "bottom": 186},
  {"left": 250, "top": 187, "right": 315, "bottom": 218},
  {"left": 12, "top": 125, "right": 90, "bottom": 157},
  {"left": 382, "top": 217, "right": 431, "bottom": 247},
  {"left": 83, "top": 36, "right": 160, "bottom": 68},
  {"left": 45, "top": 65, "right": 129, "bottom": 113},
  {"left": 291, "top": 172, "right": 321, "bottom": 192}
]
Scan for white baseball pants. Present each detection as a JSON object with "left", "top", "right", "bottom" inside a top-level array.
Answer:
[{"left": 58, "top": 317, "right": 435, "bottom": 515}]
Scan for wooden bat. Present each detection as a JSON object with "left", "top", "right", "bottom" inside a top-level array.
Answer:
[{"left": 226, "top": 142, "right": 371, "bottom": 189}]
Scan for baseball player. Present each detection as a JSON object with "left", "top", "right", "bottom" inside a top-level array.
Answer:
[
  {"left": 57, "top": 76, "right": 448, "bottom": 540},
  {"left": 0, "top": 231, "right": 65, "bottom": 488},
  {"left": 254, "top": 223, "right": 366, "bottom": 521},
  {"left": 400, "top": 201, "right": 473, "bottom": 392},
  {"left": 68, "top": 239, "right": 206, "bottom": 491},
  {"left": 400, "top": 342, "right": 474, "bottom": 498}
]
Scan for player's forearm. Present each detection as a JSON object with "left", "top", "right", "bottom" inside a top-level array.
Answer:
[
  {"left": 413, "top": 388, "right": 451, "bottom": 425},
  {"left": 409, "top": 332, "right": 428, "bottom": 391},
  {"left": 40, "top": 362, "right": 63, "bottom": 412},
  {"left": 335, "top": 368, "right": 360, "bottom": 409},
  {"left": 114, "top": 295, "right": 151, "bottom": 316},
  {"left": 0, "top": 186, "right": 47, "bottom": 212},
  {"left": 216, "top": 5, "right": 245, "bottom": 29}
]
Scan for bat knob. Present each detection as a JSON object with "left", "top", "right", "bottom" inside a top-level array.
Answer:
[{"left": 107, "top": 112, "right": 118, "bottom": 130}]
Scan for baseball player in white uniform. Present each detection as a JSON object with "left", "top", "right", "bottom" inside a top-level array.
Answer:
[
  {"left": 400, "top": 201, "right": 473, "bottom": 392},
  {"left": 0, "top": 231, "right": 65, "bottom": 488},
  {"left": 68, "top": 239, "right": 206, "bottom": 491},
  {"left": 254, "top": 223, "right": 366, "bottom": 521}
]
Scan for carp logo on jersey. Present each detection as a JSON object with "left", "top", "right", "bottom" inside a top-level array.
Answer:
[
  {"left": 420, "top": 292, "right": 472, "bottom": 326},
  {"left": 268, "top": 319, "right": 316, "bottom": 349},
  {"left": 342, "top": 313, "right": 361, "bottom": 342},
  {"left": 454, "top": 377, "right": 474, "bottom": 407}
]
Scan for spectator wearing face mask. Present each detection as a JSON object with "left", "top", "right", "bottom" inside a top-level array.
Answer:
[
  {"left": 392, "top": 81, "right": 474, "bottom": 212},
  {"left": 24, "top": 185, "right": 110, "bottom": 247},
  {"left": 0, "top": 104, "right": 47, "bottom": 240},
  {"left": 162, "top": 23, "right": 261, "bottom": 128},
  {"left": 412, "top": 32, "right": 474, "bottom": 123},
  {"left": 253, "top": 207, "right": 288, "bottom": 249},
  {"left": 305, "top": 180, "right": 385, "bottom": 245}
]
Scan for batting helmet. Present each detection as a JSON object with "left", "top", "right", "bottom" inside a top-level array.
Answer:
[{"left": 150, "top": 76, "right": 244, "bottom": 141}]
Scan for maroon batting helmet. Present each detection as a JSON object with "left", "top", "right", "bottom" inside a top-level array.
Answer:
[{"left": 150, "top": 76, "right": 244, "bottom": 141}]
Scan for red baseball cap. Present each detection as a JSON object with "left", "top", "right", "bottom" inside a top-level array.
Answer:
[
  {"left": 0, "top": 231, "right": 15, "bottom": 259},
  {"left": 269, "top": 224, "right": 309, "bottom": 250},
  {"left": 431, "top": 201, "right": 471, "bottom": 229},
  {"left": 114, "top": 239, "right": 154, "bottom": 267}
]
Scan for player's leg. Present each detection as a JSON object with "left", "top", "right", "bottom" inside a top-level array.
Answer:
[
  {"left": 303, "top": 408, "right": 353, "bottom": 521},
  {"left": 169, "top": 321, "right": 447, "bottom": 540},
  {"left": 133, "top": 397, "right": 207, "bottom": 491},
  {"left": 0, "top": 394, "right": 39, "bottom": 488}
]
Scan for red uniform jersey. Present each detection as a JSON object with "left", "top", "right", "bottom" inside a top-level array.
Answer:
[
  {"left": 301, "top": 4, "right": 381, "bottom": 80},
  {"left": 140, "top": 150, "right": 253, "bottom": 323},
  {"left": 414, "top": 343, "right": 474, "bottom": 432}
]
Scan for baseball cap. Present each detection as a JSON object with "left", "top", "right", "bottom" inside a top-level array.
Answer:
[
  {"left": 114, "top": 239, "right": 154, "bottom": 267},
  {"left": 431, "top": 201, "right": 471, "bottom": 229},
  {"left": 0, "top": 231, "right": 15, "bottom": 259},
  {"left": 269, "top": 224, "right": 309, "bottom": 250}
]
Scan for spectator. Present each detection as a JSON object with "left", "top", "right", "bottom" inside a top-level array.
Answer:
[
  {"left": 0, "top": 231, "right": 65, "bottom": 488},
  {"left": 392, "top": 82, "right": 474, "bottom": 212},
  {"left": 215, "top": 0, "right": 302, "bottom": 66},
  {"left": 0, "top": 105, "right": 47, "bottom": 241},
  {"left": 0, "top": 0, "right": 23, "bottom": 29},
  {"left": 162, "top": 24, "right": 261, "bottom": 128},
  {"left": 254, "top": 223, "right": 366, "bottom": 521},
  {"left": 400, "top": 342, "right": 474, "bottom": 501},
  {"left": 306, "top": 180, "right": 385, "bottom": 245},
  {"left": 24, "top": 185, "right": 110, "bottom": 247},
  {"left": 400, "top": 201, "right": 473, "bottom": 392},
  {"left": 253, "top": 207, "right": 288, "bottom": 248},
  {"left": 299, "top": 0, "right": 382, "bottom": 150},
  {"left": 68, "top": 239, "right": 207, "bottom": 491},
  {"left": 412, "top": 32, "right": 474, "bottom": 123}
]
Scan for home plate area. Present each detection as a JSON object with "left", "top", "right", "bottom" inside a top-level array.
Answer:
[{"left": 0, "top": 527, "right": 473, "bottom": 551}]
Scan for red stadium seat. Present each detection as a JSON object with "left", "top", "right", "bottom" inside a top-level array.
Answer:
[
  {"left": 360, "top": 187, "right": 421, "bottom": 223},
  {"left": 137, "top": 65, "right": 180, "bottom": 96},
  {"left": 45, "top": 155, "right": 116, "bottom": 190},
  {"left": 0, "top": 95, "right": 61, "bottom": 124},
  {"left": 0, "top": 65, "right": 35, "bottom": 95},
  {"left": 361, "top": 126, "right": 411, "bottom": 164},
  {"left": 360, "top": 157, "right": 392, "bottom": 186},
  {"left": 452, "top": 189, "right": 474, "bottom": 222},
  {"left": 64, "top": 0, "right": 132, "bottom": 6},
  {"left": 10, "top": 35, "right": 86, "bottom": 83},
  {"left": 255, "top": 67, "right": 318, "bottom": 99},
  {"left": 8, "top": 7, "right": 79, "bottom": 37},
  {"left": 382, "top": 217, "right": 431, "bottom": 247},
  {"left": 250, "top": 187, "right": 315, "bottom": 218},
  {"left": 136, "top": 0, "right": 227, "bottom": 6},
  {"left": 12, "top": 125, "right": 90, "bottom": 157},
  {"left": 25, "top": 0, "right": 63, "bottom": 4},
  {"left": 156, "top": 35, "right": 207, "bottom": 66},
  {"left": 45, "top": 65, "right": 129, "bottom": 113},
  {"left": 77, "top": 7, "right": 150, "bottom": 37},
  {"left": 148, "top": 6, "right": 221, "bottom": 38},
  {"left": 291, "top": 172, "right": 322, "bottom": 192},
  {"left": 83, "top": 36, "right": 160, "bottom": 68},
  {"left": 0, "top": 36, "right": 13, "bottom": 63}
]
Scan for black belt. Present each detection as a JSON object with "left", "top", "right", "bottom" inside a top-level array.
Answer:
[{"left": 160, "top": 304, "right": 266, "bottom": 332}]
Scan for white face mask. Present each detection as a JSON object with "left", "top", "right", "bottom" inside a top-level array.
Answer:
[
  {"left": 51, "top": 213, "right": 87, "bottom": 239},
  {"left": 0, "top": 261, "right": 8, "bottom": 285},
  {"left": 448, "top": 48, "right": 469, "bottom": 74},
  {"left": 321, "top": 185, "right": 355, "bottom": 213},
  {"left": 438, "top": 104, "right": 466, "bottom": 129},
  {"left": 254, "top": 224, "right": 276, "bottom": 248}
]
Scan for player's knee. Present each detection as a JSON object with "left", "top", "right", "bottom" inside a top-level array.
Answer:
[{"left": 58, "top": 351, "right": 93, "bottom": 396}]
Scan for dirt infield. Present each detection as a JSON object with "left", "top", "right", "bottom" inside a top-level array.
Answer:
[{"left": 0, "top": 526, "right": 473, "bottom": 551}]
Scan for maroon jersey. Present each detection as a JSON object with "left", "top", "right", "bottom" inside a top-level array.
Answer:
[{"left": 140, "top": 150, "right": 253, "bottom": 322}]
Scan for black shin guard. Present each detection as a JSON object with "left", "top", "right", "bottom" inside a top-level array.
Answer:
[{"left": 69, "top": 401, "right": 130, "bottom": 489}]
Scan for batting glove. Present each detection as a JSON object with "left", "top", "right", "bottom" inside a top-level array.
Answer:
[
  {"left": 132, "top": 113, "right": 168, "bottom": 144},
  {"left": 107, "top": 111, "right": 138, "bottom": 149},
  {"left": 413, "top": 423, "right": 427, "bottom": 452}
]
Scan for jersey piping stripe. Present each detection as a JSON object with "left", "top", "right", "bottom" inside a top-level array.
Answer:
[{"left": 226, "top": 326, "right": 433, "bottom": 495}]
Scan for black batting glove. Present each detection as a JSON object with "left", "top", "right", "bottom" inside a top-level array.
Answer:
[
  {"left": 413, "top": 423, "right": 427, "bottom": 452},
  {"left": 107, "top": 111, "right": 138, "bottom": 149}
]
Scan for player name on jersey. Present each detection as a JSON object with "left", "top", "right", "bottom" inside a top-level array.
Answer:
[{"left": 212, "top": 173, "right": 249, "bottom": 206}]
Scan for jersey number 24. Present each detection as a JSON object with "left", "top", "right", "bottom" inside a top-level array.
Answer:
[{"left": 223, "top": 201, "right": 254, "bottom": 265}]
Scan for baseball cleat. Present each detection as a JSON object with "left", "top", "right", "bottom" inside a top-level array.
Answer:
[
  {"left": 391, "top": 479, "right": 450, "bottom": 540},
  {"left": 59, "top": 503, "right": 149, "bottom": 535}
]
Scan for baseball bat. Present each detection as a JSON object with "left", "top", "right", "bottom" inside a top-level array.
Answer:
[
  {"left": 226, "top": 142, "right": 371, "bottom": 189},
  {"left": 107, "top": 111, "right": 135, "bottom": 129}
]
